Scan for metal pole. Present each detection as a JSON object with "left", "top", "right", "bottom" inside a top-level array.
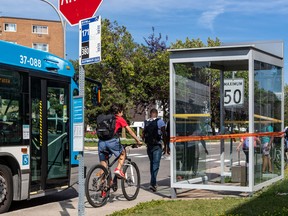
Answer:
[
  {"left": 220, "top": 70, "right": 225, "bottom": 184},
  {"left": 40, "top": 0, "right": 66, "bottom": 59},
  {"left": 78, "top": 65, "right": 85, "bottom": 216}
]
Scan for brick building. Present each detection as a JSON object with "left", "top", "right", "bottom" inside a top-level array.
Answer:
[{"left": 0, "top": 16, "right": 64, "bottom": 58}]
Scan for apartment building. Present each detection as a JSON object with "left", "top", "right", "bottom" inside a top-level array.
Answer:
[{"left": 0, "top": 16, "right": 64, "bottom": 58}]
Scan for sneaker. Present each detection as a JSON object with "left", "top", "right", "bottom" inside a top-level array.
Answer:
[
  {"left": 114, "top": 168, "right": 125, "bottom": 179},
  {"left": 149, "top": 185, "right": 157, "bottom": 192},
  {"left": 164, "top": 156, "right": 170, "bottom": 160},
  {"left": 163, "top": 154, "right": 170, "bottom": 160}
]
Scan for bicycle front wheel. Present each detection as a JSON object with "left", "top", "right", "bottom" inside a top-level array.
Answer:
[
  {"left": 121, "top": 161, "right": 140, "bottom": 201},
  {"left": 85, "top": 164, "right": 110, "bottom": 207}
]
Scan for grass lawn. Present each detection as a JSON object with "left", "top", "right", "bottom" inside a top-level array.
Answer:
[
  {"left": 84, "top": 139, "right": 137, "bottom": 148},
  {"left": 110, "top": 170, "right": 288, "bottom": 216}
]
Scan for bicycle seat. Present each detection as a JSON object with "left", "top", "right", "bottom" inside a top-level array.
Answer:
[{"left": 100, "top": 150, "right": 110, "bottom": 160}]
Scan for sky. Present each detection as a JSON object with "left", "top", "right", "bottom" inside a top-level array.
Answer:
[{"left": 1, "top": 0, "right": 288, "bottom": 81}]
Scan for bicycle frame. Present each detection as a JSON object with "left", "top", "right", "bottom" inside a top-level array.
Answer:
[
  {"left": 85, "top": 143, "right": 141, "bottom": 207},
  {"left": 102, "top": 145, "right": 135, "bottom": 181}
]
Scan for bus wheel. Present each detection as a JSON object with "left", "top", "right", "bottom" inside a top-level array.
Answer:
[{"left": 0, "top": 165, "right": 13, "bottom": 213}]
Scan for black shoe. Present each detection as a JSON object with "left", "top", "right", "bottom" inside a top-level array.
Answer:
[{"left": 149, "top": 185, "right": 157, "bottom": 192}]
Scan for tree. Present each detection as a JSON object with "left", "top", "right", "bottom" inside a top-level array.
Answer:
[
  {"left": 133, "top": 27, "right": 170, "bottom": 120},
  {"left": 73, "top": 19, "right": 138, "bottom": 129}
]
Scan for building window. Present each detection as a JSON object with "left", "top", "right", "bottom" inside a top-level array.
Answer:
[
  {"left": 32, "top": 43, "right": 48, "bottom": 52},
  {"left": 32, "top": 25, "right": 48, "bottom": 34},
  {"left": 4, "top": 23, "right": 17, "bottom": 32}
]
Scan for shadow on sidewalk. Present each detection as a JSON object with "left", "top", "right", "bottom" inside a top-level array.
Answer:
[
  {"left": 141, "top": 177, "right": 171, "bottom": 198},
  {"left": 140, "top": 177, "right": 249, "bottom": 200},
  {"left": 8, "top": 188, "right": 78, "bottom": 213}
]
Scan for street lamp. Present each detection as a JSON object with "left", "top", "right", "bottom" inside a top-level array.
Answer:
[{"left": 40, "top": 0, "right": 66, "bottom": 59}]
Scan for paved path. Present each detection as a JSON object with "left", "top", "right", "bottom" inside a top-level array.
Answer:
[
  {"left": 3, "top": 186, "right": 169, "bottom": 216},
  {"left": 3, "top": 182, "right": 248, "bottom": 216}
]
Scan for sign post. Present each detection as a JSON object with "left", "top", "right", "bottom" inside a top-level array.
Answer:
[
  {"left": 77, "top": 66, "right": 85, "bottom": 216},
  {"left": 58, "top": 1, "right": 103, "bottom": 215}
]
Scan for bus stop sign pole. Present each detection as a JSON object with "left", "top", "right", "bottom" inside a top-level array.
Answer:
[
  {"left": 78, "top": 65, "right": 85, "bottom": 216},
  {"left": 77, "top": 16, "right": 102, "bottom": 216}
]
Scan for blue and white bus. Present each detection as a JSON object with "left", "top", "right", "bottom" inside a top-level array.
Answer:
[{"left": 0, "top": 41, "right": 93, "bottom": 213}]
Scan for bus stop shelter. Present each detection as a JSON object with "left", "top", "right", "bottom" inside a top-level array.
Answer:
[{"left": 169, "top": 41, "right": 284, "bottom": 197}]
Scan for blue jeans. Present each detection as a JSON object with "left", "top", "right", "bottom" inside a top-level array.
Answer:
[
  {"left": 147, "top": 144, "right": 162, "bottom": 187},
  {"left": 98, "top": 138, "right": 123, "bottom": 161}
]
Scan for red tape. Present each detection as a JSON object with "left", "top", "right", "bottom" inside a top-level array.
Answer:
[{"left": 170, "top": 131, "right": 284, "bottom": 143}]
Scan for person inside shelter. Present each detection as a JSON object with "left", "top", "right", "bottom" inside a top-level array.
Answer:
[
  {"left": 236, "top": 129, "right": 260, "bottom": 165},
  {"left": 260, "top": 122, "right": 274, "bottom": 173}
]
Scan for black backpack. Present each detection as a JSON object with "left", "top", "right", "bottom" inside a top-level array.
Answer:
[
  {"left": 96, "top": 114, "right": 116, "bottom": 141},
  {"left": 144, "top": 118, "right": 161, "bottom": 145}
]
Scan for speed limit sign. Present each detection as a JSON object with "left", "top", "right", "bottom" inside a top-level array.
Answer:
[{"left": 224, "top": 78, "right": 244, "bottom": 106}]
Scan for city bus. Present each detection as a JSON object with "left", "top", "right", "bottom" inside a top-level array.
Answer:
[{"left": 0, "top": 40, "right": 95, "bottom": 213}]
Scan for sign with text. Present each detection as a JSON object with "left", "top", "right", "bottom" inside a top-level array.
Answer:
[
  {"left": 59, "top": 0, "right": 103, "bottom": 26},
  {"left": 79, "top": 16, "right": 101, "bottom": 65},
  {"left": 73, "top": 97, "right": 84, "bottom": 151},
  {"left": 224, "top": 79, "right": 244, "bottom": 106}
]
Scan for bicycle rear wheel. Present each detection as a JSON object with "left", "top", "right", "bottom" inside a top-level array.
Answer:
[
  {"left": 85, "top": 164, "right": 110, "bottom": 207},
  {"left": 121, "top": 161, "right": 140, "bottom": 200}
]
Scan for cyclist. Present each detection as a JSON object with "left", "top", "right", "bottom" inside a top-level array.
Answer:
[{"left": 98, "top": 104, "right": 142, "bottom": 179}]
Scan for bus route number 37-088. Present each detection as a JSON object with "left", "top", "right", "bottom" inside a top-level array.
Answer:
[{"left": 20, "top": 55, "right": 42, "bottom": 68}]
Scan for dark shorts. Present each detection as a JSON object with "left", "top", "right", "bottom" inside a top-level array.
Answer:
[{"left": 98, "top": 137, "right": 123, "bottom": 161}]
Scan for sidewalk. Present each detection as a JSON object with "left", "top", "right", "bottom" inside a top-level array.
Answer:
[
  {"left": 3, "top": 186, "right": 167, "bottom": 216},
  {"left": 3, "top": 181, "right": 248, "bottom": 216}
]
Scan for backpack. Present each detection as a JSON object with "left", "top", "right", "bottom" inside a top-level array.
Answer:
[
  {"left": 144, "top": 118, "right": 161, "bottom": 145},
  {"left": 96, "top": 114, "right": 116, "bottom": 141}
]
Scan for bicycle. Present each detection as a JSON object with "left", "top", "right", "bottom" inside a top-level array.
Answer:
[
  {"left": 85, "top": 143, "right": 141, "bottom": 208},
  {"left": 273, "top": 146, "right": 288, "bottom": 170}
]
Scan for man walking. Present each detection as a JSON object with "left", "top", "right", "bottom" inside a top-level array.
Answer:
[{"left": 142, "top": 108, "right": 167, "bottom": 192}]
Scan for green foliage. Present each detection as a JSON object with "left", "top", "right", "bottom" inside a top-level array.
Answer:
[
  {"left": 85, "top": 131, "right": 97, "bottom": 139},
  {"left": 73, "top": 18, "right": 225, "bottom": 128}
]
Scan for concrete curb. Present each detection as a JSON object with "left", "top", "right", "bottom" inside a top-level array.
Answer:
[{"left": 84, "top": 145, "right": 148, "bottom": 151}]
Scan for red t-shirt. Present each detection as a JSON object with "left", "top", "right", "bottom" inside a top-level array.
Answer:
[{"left": 114, "top": 115, "right": 128, "bottom": 134}]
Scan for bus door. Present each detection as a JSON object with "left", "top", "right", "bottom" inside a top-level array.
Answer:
[{"left": 30, "top": 77, "right": 70, "bottom": 192}]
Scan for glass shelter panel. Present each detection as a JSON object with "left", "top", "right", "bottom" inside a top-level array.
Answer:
[
  {"left": 254, "top": 60, "right": 283, "bottom": 185},
  {"left": 173, "top": 60, "right": 252, "bottom": 187},
  {"left": 174, "top": 62, "right": 211, "bottom": 183}
]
